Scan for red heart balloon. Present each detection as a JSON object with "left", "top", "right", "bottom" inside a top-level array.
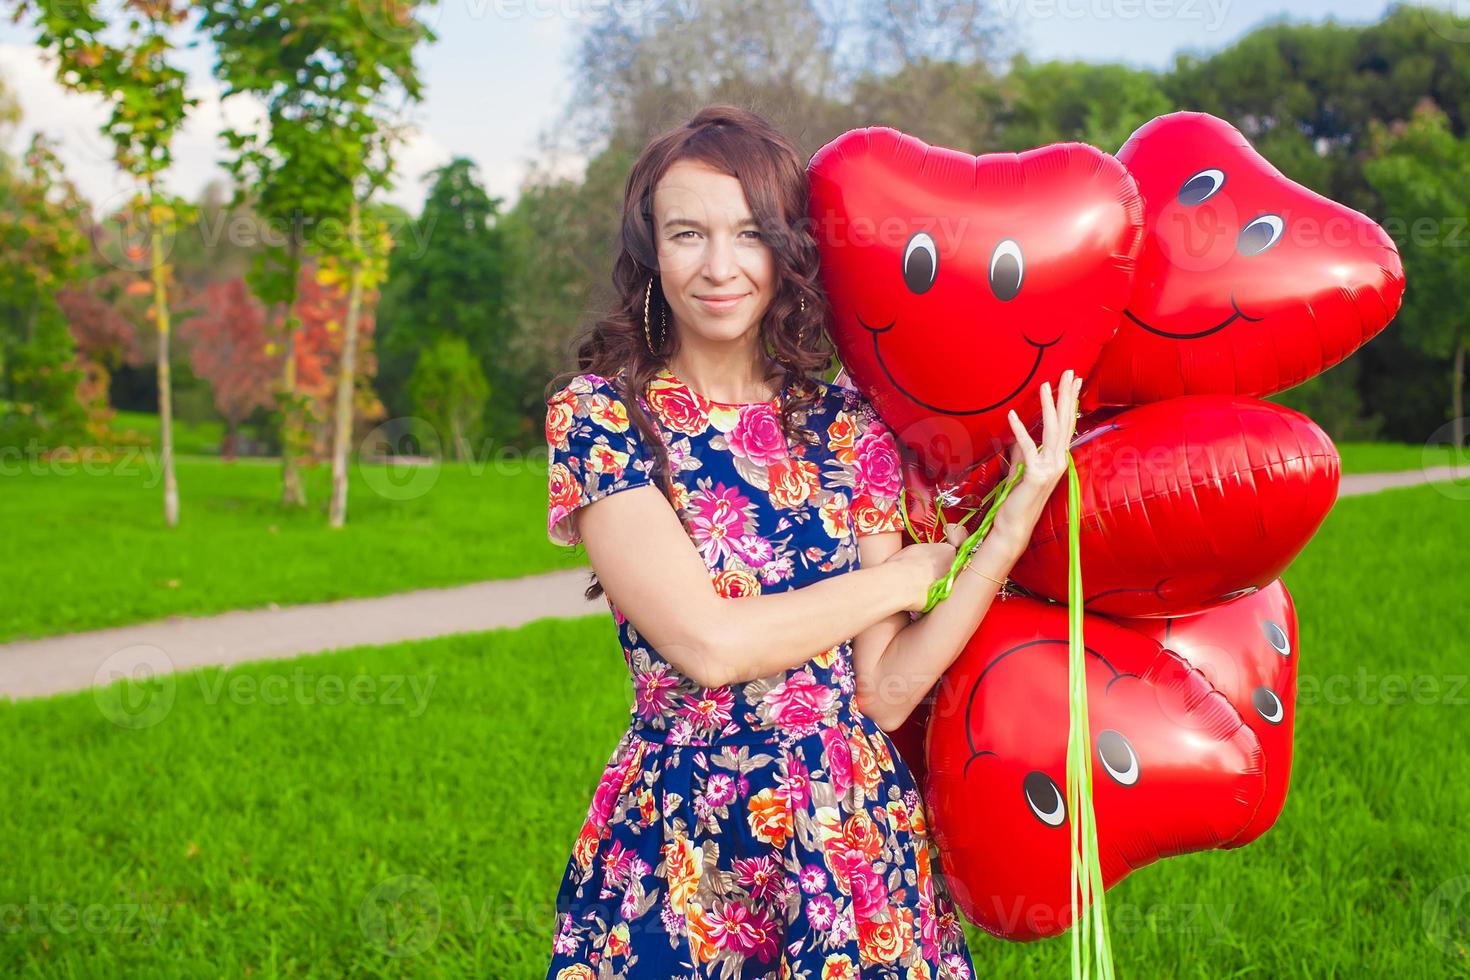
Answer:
[
  {"left": 1007, "top": 395, "right": 1339, "bottom": 617},
  {"left": 1105, "top": 579, "right": 1300, "bottom": 847},
  {"left": 1084, "top": 111, "right": 1406, "bottom": 408},
  {"left": 810, "top": 128, "right": 1145, "bottom": 484},
  {"left": 924, "top": 596, "right": 1264, "bottom": 941}
]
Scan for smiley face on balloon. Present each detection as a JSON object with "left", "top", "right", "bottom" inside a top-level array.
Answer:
[
  {"left": 808, "top": 128, "right": 1145, "bottom": 484},
  {"left": 1085, "top": 111, "right": 1406, "bottom": 407},
  {"left": 924, "top": 597, "right": 1265, "bottom": 941}
]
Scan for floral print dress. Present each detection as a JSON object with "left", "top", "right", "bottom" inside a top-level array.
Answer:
[{"left": 543, "top": 364, "right": 976, "bottom": 980}]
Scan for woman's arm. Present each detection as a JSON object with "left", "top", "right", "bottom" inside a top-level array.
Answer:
[
  {"left": 850, "top": 371, "right": 1084, "bottom": 732},
  {"left": 850, "top": 525, "right": 1025, "bottom": 731},
  {"left": 574, "top": 480, "right": 956, "bottom": 690}
]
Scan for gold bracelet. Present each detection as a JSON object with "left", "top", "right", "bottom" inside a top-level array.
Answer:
[{"left": 962, "top": 555, "right": 1008, "bottom": 589}]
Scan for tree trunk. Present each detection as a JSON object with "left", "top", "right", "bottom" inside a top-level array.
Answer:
[
  {"left": 329, "top": 197, "right": 366, "bottom": 529},
  {"left": 150, "top": 210, "right": 179, "bottom": 527},
  {"left": 280, "top": 238, "right": 306, "bottom": 507},
  {"left": 451, "top": 409, "right": 468, "bottom": 462},
  {"left": 1453, "top": 336, "right": 1465, "bottom": 452}
]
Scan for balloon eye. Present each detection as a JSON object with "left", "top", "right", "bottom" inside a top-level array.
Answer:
[
  {"left": 1237, "top": 214, "right": 1284, "bottom": 255},
  {"left": 902, "top": 232, "right": 938, "bottom": 294},
  {"left": 1178, "top": 167, "right": 1225, "bottom": 205},
  {"left": 1264, "top": 620, "right": 1290, "bottom": 657},
  {"left": 1022, "top": 770, "right": 1066, "bottom": 827},
  {"left": 1097, "top": 729, "right": 1139, "bottom": 786},
  {"left": 1252, "top": 687, "right": 1285, "bottom": 724},
  {"left": 988, "top": 238, "right": 1023, "bottom": 302}
]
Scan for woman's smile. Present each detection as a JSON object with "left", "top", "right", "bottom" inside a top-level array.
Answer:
[{"left": 695, "top": 291, "right": 749, "bottom": 313}]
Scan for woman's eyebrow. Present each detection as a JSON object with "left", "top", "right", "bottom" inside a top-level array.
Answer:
[{"left": 662, "top": 216, "right": 760, "bottom": 231}]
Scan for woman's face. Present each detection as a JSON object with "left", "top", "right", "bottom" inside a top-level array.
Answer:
[{"left": 651, "top": 159, "right": 775, "bottom": 350}]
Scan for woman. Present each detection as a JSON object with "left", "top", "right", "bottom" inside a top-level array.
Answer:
[{"left": 543, "top": 105, "right": 1080, "bottom": 979}]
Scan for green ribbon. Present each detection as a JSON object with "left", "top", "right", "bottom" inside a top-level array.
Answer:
[{"left": 898, "top": 455, "right": 1115, "bottom": 978}]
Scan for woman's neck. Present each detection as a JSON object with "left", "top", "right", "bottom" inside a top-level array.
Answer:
[{"left": 665, "top": 343, "right": 778, "bottom": 404}]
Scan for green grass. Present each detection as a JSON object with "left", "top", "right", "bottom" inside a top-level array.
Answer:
[
  {"left": 1, "top": 483, "right": 1466, "bottom": 976},
  {"left": 0, "top": 454, "right": 582, "bottom": 643},
  {"left": 1338, "top": 439, "right": 1467, "bottom": 475},
  {"left": 109, "top": 410, "right": 227, "bottom": 457},
  {"left": 1, "top": 436, "right": 1457, "bottom": 644}
]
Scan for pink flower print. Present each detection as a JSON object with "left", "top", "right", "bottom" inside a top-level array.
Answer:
[
  {"left": 553, "top": 914, "right": 578, "bottom": 954},
  {"left": 845, "top": 860, "right": 889, "bottom": 921},
  {"left": 634, "top": 663, "right": 682, "bottom": 721},
  {"left": 822, "top": 726, "right": 854, "bottom": 796},
  {"left": 660, "top": 895, "right": 682, "bottom": 935},
  {"left": 705, "top": 772, "right": 736, "bottom": 808},
  {"left": 678, "top": 686, "right": 735, "bottom": 730},
  {"left": 726, "top": 403, "right": 789, "bottom": 466},
  {"left": 601, "top": 839, "right": 633, "bottom": 887},
  {"left": 800, "top": 864, "right": 828, "bottom": 895},
  {"left": 807, "top": 894, "right": 836, "bottom": 930},
  {"left": 707, "top": 900, "right": 780, "bottom": 962},
  {"left": 590, "top": 757, "right": 633, "bottom": 829},
  {"left": 943, "top": 952, "right": 974, "bottom": 979},
  {"left": 734, "top": 854, "right": 783, "bottom": 903},
  {"left": 687, "top": 483, "right": 753, "bottom": 565},
  {"left": 731, "top": 534, "right": 774, "bottom": 568},
  {"left": 760, "top": 555, "right": 793, "bottom": 586},
  {"left": 855, "top": 419, "right": 902, "bottom": 499},
  {"left": 763, "top": 669, "right": 834, "bottom": 737},
  {"left": 778, "top": 753, "right": 812, "bottom": 809}
]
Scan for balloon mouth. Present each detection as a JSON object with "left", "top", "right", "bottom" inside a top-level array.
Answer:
[
  {"left": 1082, "top": 578, "right": 1172, "bottom": 606},
  {"left": 855, "top": 311, "right": 1061, "bottom": 416},
  {"left": 1123, "top": 292, "right": 1263, "bottom": 340}
]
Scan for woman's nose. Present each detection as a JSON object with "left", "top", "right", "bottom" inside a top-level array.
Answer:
[{"left": 702, "top": 235, "right": 737, "bottom": 280}]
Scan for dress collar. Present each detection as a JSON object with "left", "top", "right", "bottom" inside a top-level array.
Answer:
[{"left": 652, "top": 364, "right": 786, "bottom": 409}]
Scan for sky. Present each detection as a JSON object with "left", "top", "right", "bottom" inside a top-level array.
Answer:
[{"left": 0, "top": 0, "right": 1420, "bottom": 217}]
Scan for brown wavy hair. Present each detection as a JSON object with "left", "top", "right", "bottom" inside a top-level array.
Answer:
[{"left": 545, "top": 104, "right": 838, "bottom": 601}]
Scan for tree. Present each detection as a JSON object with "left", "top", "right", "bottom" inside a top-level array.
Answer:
[
  {"left": 375, "top": 157, "right": 514, "bottom": 448},
  {"left": 17, "top": 0, "right": 197, "bottom": 524},
  {"left": 406, "top": 334, "right": 488, "bottom": 462},
  {"left": 0, "top": 132, "right": 90, "bottom": 452},
  {"left": 200, "top": 0, "right": 433, "bottom": 513},
  {"left": 1364, "top": 101, "right": 1470, "bottom": 449},
  {"left": 994, "top": 57, "right": 1171, "bottom": 153},
  {"left": 177, "top": 278, "right": 276, "bottom": 458}
]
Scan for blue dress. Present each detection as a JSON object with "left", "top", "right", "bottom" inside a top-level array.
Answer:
[{"left": 543, "top": 364, "right": 976, "bottom": 979}]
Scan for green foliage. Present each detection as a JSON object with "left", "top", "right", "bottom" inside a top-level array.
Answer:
[
  {"left": 0, "top": 134, "right": 91, "bottom": 451},
  {"left": 1363, "top": 103, "right": 1470, "bottom": 362},
  {"left": 376, "top": 157, "right": 515, "bottom": 442},
  {"left": 995, "top": 57, "right": 1171, "bottom": 153},
  {"left": 406, "top": 334, "right": 490, "bottom": 461}
]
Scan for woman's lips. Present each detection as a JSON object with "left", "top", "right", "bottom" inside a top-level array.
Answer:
[{"left": 696, "top": 293, "right": 747, "bottom": 312}]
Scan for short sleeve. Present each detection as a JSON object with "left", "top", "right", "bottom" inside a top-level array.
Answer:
[
  {"left": 545, "top": 373, "right": 656, "bottom": 547},
  {"left": 848, "top": 393, "right": 906, "bottom": 537}
]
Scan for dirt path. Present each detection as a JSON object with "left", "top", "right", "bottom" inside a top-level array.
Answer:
[{"left": 3, "top": 465, "right": 1465, "bottom": 701}]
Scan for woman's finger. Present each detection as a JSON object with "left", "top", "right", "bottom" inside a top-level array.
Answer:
[
  {"left": 1063, "top": 376, "right": 1081, "bottom": 442},
  {"left": 1007, "top": 409, "right": 1037, "bottom": 460},
  {"left": 1038, "top": 380, "right": 1058, "bottom": 453}
]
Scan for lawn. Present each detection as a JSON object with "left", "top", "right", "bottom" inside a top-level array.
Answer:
[
  {"left": 109, "top": 409, "right": 227, "bottom": 457},
  {"left": 1, "top": 435, "right": 1457, "bottom": 644},
  {"left": 0, "top": 483, "right": 1465, "bottom": 976},
  {"left": 1338, "top": 439, "right": 1467, "bottom": 475},
  {"left": 0, "top": 453, "right": 582, "bottom": 643}
]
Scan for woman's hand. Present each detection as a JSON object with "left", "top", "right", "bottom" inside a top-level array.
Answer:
[
  {"left": 991, "top": 369, "right": 1084, "bottom": 550},
  {"left": 883, "top": 534, "right": 960, "bottom": 613}
]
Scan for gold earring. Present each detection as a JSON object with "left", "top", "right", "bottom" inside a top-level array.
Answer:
[
  {"left": 644, "top": 278, "right": 657, "bottom": 355},
  {"left": 799, "top": 295, "right": 806, "bottom": 314}
]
